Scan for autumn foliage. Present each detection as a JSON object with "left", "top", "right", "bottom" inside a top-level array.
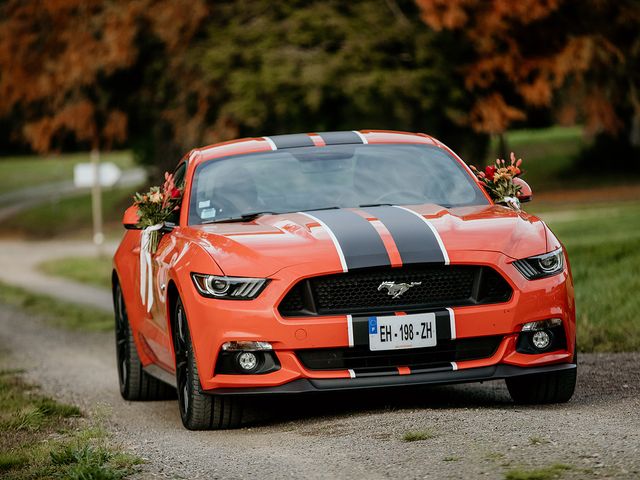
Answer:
[
  {"left": 416, "top": 0, "right": 640, "bottom": 141},
  {"left": 0, "top": 0, "right": 638, "bottom": 164},
  {"left": 1, "top": 0, "right": 487, "bottom": 166},
  {"left": 0, "top": 0, "right": 207, "bottom": 153}
]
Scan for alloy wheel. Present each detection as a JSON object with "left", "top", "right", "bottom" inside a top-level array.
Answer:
[
  {"left": 114, "top": 286, "right": 129, "bottom": 394},
  {"left": 174, "top": 302, "right": 191, "bottom": 420}
]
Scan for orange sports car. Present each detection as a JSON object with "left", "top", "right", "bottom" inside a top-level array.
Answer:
[{"left": 113, "top": 130, "right": 576, "bottom": 430}]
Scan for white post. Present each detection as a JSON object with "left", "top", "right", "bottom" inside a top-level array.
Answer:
[{"left": 91, "top": 148, "right": 104, "bottom": 254}]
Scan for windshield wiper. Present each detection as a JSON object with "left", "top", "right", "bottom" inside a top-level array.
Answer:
[
  {"left": 360, "top": 202, "right": 454, "bottom": 209},
  {"left": 298, "top": 206, "right": 342, "bottom": 213},
  {"left": 202, "top": 206, "right": 343, "bottom": 224},
  {"left": 202, "top": 205, "right": 361, "bottom": 224},
  {"left": 201, "top": 211, "right": 278, "bottom": 224}
]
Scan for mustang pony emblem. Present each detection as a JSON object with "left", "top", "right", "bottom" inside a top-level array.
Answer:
[{"left": 377, "top": 281, "right": 422, "bottom": 299}]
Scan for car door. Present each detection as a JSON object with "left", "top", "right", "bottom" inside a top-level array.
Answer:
[{"left": 143, "top": 161, "right": 188, "bottom": 370}]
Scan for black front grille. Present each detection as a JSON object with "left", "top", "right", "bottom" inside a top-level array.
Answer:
[
  {"left": 279, "top": 265, "right": 512, "bottom": 317},
  {"left": 297, "top": 336, "right": 503, "bottom": 372}
]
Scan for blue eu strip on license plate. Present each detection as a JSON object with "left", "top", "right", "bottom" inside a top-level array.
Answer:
[
  {"left": 368, "top": 317, "right": 378, "bottom": 334},
  {"left": 368, "top": 313, "right": 437, "bottom": 351}
]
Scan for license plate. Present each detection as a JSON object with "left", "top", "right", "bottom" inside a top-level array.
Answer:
[{"left": 368, "top": 313, "right": 437, "bottom": 351}]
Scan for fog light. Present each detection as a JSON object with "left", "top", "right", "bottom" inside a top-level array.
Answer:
[
  {"left": 236, "top": 352, "right": 258, "bottom": 371},
  {"left": 532, "top": 330, "right": 551, "bottom": 350}
]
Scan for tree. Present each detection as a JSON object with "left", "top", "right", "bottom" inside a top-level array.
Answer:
[
  {"left": 0, "top": 0, "right": 207, "bottom": 155},
  {"left": 415, "top": 0, "right": 640, "bottom": 153},
  {"left": 0, "top": 0, "right": 492, "bottom": 167},
  {"left": 177, "top": 0, "right": 488, "bottom": 162}
]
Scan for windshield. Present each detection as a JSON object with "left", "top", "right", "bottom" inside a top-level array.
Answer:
[{"left": 188, "top": 144, "right": 488, "bottom": 224}]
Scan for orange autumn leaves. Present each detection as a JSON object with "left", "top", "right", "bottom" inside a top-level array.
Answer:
[
  {"left": 0, "top": 0, "right": 207, "bottom": 153},
  {"left": 415, "top": 0, "right": 638, "bottom": 137}
]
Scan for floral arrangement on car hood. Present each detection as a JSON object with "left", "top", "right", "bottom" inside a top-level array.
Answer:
[
  {"left": 470, "top": 152, "right": 523, "bottom": 210},
  {"left": 134, "top": 172, "right": 183, "bottom": 311}
]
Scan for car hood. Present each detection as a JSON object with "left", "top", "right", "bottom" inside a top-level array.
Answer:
[{"left": 182, "top": 204, "right": 549, "bottom": 277}]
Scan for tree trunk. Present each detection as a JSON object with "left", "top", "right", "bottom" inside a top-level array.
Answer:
[
  {"left": 497, "top": 133, "right": 508, "bottom": 162},
  {"left": 90, "top": 148, "right": 104, "bottom": 254},
  {"left": 630, "top": 111, "right": 640, "bottom": 148}
]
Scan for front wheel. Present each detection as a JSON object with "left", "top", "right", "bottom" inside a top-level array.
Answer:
[
  {"left": 506, "top": 363, "right": 577, "bottom": 404},
  {"left": 173, "top": 297, "right": 243, "bottom": 430},
  {"left": 114, "top": 283, "right": 175, "bottom": 401}
]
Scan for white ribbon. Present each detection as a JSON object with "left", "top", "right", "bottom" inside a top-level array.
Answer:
[
  {"left": 139, "top": 223, "right": 163, "bottom": 312},
  {"left": 501, "top": 196, "right": 521, "bottom": 211}
]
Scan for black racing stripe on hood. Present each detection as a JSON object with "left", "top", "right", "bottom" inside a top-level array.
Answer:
[
  {"left": 362, "top": 206, "right": 446, "bottom": 264},
  {"left": 318, "top": 131, "right": 364, "bottom": 145},
  {"left": 268, "top": 134, "right": 315, "bottom": 149},
  {"left": 306, "top": 209, "right": 390, "bottom": 270}
]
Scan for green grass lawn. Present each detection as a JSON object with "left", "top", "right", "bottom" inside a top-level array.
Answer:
[
  {"left": 39, "top": 256, "right": 113, "bottom": 290},
  {"left": 0, "top": 186, "right": 135, "bottom": 239},
  {"left": 533, "top": 201, "right": 640, "bottom": 352},
  {"left": 0, "top": 282, "right": 113, "bottom": 332},
  {"left": 504, "top": 464, "right": 572, "bottom": 480},
  {"left": 485, "top": 126, "right": 585, "bottom": 191},
  {"left": 0, "top": 151, "right": 133, "bottom": 194},
  {"left": 486, "top": 126, "right": 640, "bottom": 192}
]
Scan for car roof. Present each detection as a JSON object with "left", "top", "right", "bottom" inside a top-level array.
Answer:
[{"left": 189, "top": 130, "right": 444, "bottom": 166}]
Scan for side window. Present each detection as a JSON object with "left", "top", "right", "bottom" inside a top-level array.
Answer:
[
  {"left": 167, "top": 162, "right": 187, "bottom": 225},
  {"left": 173, "top": 162, "right": 187, "bottom": 188}
]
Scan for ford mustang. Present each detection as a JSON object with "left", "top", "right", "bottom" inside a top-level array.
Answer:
[{"left": 112, "top": 130, "right": 577, "bottom": 430}]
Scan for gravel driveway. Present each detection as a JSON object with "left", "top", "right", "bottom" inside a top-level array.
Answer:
[{"left": 1, "top": 305, "right": 638, "bottom": 479}]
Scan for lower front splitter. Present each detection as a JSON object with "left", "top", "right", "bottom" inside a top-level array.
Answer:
[{"left": 209, "top": 362, "right": 577, "bottom": 396}]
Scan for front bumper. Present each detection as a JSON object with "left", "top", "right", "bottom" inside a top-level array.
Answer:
[
  {"left": 211, "top": 362, "right": 577, "bottom": 395},
  {"left": 179, "top": 251, "right": 576, "bottom": 392}
]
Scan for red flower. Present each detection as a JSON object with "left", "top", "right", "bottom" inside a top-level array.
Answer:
[
  {"left": 171, "top": 187, "right": 182, "bottom": 199},
  {"left": 484, "top": 165, "right": 497, "bottom": 181}
]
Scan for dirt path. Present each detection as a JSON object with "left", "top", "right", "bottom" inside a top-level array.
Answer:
[
  {"left": 0, "top": 239, "right": 117, "bottom": 311},
  {"left": 1, "top": 305, "right": 639, "bottom": 479}
]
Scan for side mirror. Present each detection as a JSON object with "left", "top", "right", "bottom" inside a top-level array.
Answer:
[
  {"left": 123, "top": 206, "right": 141, "bottom": 230},
  {"left": 514, "top": 177, "right": 532, "bottom": 203}
]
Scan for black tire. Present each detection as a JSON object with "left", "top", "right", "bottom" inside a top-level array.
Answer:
[
  {"left": 506, "top": 358, "right": 577, "bottom": 404},
  {"left": 114, "top": 283, "right": 175, "bottom": 401},
  {"left": 173, "top": 297, "right": 243, "bottom": 430}
]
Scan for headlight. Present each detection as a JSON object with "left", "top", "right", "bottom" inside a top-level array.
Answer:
[
  {"left": 512, "top": 247, "right": 564, "bottom": 280},
  {"left": 191, "top": 274, "right": 269, "bottom": 299}
]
